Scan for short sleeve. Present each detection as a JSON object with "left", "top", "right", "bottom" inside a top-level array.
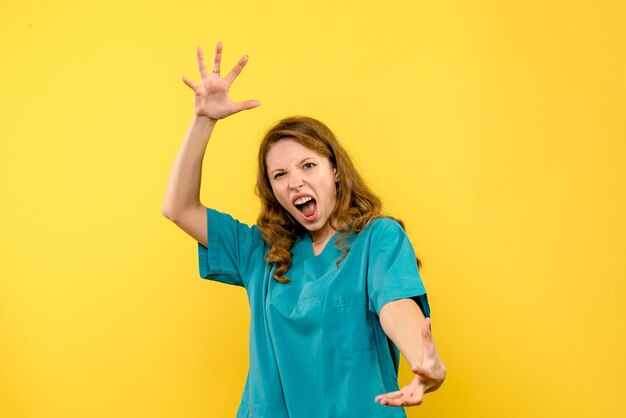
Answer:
[
  {"left": 366, "top": 218, "right": 430, "bottom": 317},
  {"left": 197, "top": 208, "right": 267, "bottom": 287}
]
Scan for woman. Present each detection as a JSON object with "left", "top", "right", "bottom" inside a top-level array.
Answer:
[{"left": 162, "top": 42, "right": 446, "bottom": 418}]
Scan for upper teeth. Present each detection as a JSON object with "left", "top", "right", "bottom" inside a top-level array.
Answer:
[{"left": 294, "top": 196, "right": 313, "bottom": 205}]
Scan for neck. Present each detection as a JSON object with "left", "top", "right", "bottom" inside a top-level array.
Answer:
[
  {"left": 310, "top": 226, "right": 337, "bottom": 256},
  {"left": 310, "top": 225, "right": 337, "bottom": 244}
]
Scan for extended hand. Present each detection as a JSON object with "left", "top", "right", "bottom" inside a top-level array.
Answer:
[
  {"left": 413, "top": 318, "right": 446, "bottom": 394},
  {"left": 375, "top": 318, "right": 446, "bottom": 407},
  {"left": 182, "top": 42, "right": 260, "bottom": 120}
]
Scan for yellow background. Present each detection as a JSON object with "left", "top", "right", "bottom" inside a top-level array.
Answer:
[{"left": 1, "top": 0, "right": 625, "bottom": 417}]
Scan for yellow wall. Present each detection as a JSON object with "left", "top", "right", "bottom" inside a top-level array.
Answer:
[{"left": 1, "top": 1, "right": 624, "bottom": 417}]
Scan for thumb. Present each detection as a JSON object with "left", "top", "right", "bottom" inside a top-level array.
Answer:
[{"left": 236, "top": 99, "right": 262, "bottom": 111}]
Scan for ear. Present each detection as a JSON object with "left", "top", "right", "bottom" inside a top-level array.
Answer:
[{"left": 334, "top": 167, "right": 339, "bottom": 182}]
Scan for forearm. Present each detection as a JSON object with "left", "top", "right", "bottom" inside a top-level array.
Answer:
[
  {"left": 375, "top": 301, "right": 445, "bottom": 406},
  {"left": 379, "top": 298, "right": 426, "bottom": 368},
  {"left": 162, "top": 115, "right": 216, "bottom": 218}
]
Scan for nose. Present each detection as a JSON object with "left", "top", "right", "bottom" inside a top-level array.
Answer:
[{"left": 288, "top": 171, "right": 304, "bottom": 190}]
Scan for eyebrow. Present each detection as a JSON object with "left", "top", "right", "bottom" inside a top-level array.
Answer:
[{"left": 269, "top": 157, "right": 317, "bottom": 174}]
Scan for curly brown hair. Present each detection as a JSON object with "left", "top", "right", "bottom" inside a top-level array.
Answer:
[{"left": 256, "top": 116, "right": 421, "bottom": 283}]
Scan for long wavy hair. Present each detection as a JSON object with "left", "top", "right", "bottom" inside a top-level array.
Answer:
[{"left": 256, "top": 116, "right": 421, "bottom": 283}]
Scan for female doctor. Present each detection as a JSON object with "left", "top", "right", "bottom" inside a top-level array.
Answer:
[{"left": 162, "top": 42, "right": 446, "bottom": 417}]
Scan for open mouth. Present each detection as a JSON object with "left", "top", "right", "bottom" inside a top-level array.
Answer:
[{"left": 294, "top": 196, "right": 317, "bottom": 220}]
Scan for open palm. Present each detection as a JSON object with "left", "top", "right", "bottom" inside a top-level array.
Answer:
[{"left": 182, "top": 42, "right": 260, "bottom": 120}]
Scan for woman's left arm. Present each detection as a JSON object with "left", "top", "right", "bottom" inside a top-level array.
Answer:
[{"left": 375, "top": 298, "right": 447, "bottom": 407}]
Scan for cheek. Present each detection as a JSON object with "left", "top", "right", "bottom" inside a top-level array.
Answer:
[
  {"left": 270, "top": 184, "right": 290, "bottom": 208},
  {"left": 325, "top": 177, "right": 338, "bottom": 197}
]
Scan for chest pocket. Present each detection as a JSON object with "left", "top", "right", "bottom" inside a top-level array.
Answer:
[{"left": 332, "top": 291, "right": 376, "bottom": 353}]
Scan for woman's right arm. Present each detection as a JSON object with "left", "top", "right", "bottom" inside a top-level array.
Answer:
[
  {"left": 161, "top": 42, "right": 260, "bottom": 247},
  {"left": 161, "top": 115, "right": 216, "bottom": 247}
]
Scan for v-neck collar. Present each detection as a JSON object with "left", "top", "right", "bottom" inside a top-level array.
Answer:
[
  {"left": 303, "top": 231, "right": 339, "bottom": 260},
  {"left": 299, "top": 232, "right": 341, "bottom": 281}
]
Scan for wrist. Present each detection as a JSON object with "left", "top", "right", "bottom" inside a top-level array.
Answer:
[{"left": 192, "top": 114, "right": 218, "bottom": 125}]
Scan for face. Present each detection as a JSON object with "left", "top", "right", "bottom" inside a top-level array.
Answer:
[{"left": 265, "top": 138, "right": 339, "bottom": 241}]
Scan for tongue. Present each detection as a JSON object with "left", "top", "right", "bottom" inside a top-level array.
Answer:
[{"left": 301, "top": 200, "right": 317, "bottom": 217}]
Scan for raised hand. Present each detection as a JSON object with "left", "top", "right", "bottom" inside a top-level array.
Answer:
[
  {"left": 182, "top": 42, "right": 261, "bottom": 120},
  {"left": 375, "top": 318, "right": 446, "bottom": 407}
]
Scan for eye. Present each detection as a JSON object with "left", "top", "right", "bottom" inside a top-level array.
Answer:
[
  {"left": 273, "top": 171, "right": 286, "bottom": 180},
  {"left": 303, "top": 162, "right": 316, "bottom": 169}
]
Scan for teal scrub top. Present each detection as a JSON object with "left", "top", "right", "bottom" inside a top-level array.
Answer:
[{"left": 198, "top": 208, "right": 430, "bottom": 418}]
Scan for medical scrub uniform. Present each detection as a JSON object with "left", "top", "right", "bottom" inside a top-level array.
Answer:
[{"left": 198, "top": 208, "right": 430, "bottom": 418}]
